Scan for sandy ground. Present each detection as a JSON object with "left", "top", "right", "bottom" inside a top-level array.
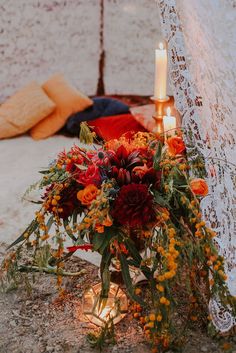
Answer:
[{"left": 0, "top": 242, "right": 235, "bottom": 353}]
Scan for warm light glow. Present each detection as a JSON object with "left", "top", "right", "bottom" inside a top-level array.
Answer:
[
  {"left": 163, "top": 107, "right": 176, "bottom": 137},
  {"left": 83, "top": 282, "right": 128, "bottom": 327},
  {"left": 159, "top": 42, "right": 164, "bottom": 50}
]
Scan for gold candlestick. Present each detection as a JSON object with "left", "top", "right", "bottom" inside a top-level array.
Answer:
[{"left": 151, "top": 96, "right": 170, "bottom": 134}]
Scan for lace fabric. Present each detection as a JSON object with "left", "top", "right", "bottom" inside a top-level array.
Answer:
[{"left": 157, "top": 0, "right": 236, "bottom": 332}]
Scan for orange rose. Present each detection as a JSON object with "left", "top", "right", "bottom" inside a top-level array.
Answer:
[
  {"left": 166, "top": 136, "right": 186, "bottom": 156},
  {"left": 77, "top": 184, "right": 99, "bottom": 205},
  {"left": 190, "top": 178, "right": 208, "bottom": 196}
]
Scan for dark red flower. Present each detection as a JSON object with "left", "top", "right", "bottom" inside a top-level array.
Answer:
[
  {"left": 111, "top": 183, "right": 156, "bottom": 228},
  {"left": 107, "top": 146, "right": 143, "bottom": 185}
]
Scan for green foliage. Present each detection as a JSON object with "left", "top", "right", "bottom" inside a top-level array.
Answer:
[
  {"left": 119, "top": 253, "right": 146, "bottom": 307},
  {"left": 100, "top": 248, "right": 112, "bottom": 300},
  {"left": 7, "top": 219, "right": 39, "bottom": 250},
  {"left": 79, "top": 122, "right": 95, "bottom": 144},
  {"left": 34, "top": 244, "right": 51, "bottom": 268},
  {"left": 153, "top": 141, "right": 163, "bottom": 170},
  {"left": 92, "top": 227, "right": 116, "bottom": 254},
  {"left": 87, "top": 319, "right": 116, "bottom": 351}
]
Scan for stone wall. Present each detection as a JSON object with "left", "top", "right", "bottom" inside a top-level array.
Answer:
[{"left": 0, "top": 0, "right": 163, "bottom": 102}]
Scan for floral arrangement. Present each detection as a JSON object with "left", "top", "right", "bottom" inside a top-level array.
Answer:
[{"left": 1, "top": 126, "right": 235, "bottom": 352}]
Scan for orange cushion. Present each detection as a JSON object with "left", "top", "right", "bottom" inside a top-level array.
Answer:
[
  {"left": 88, "top": 114, "right": 147, "bottom": 141},
  {"left": 0, "top": 81, "right": 56, "bottom": 139},
  {"left": 30, "top": 74, "right": 93, "bottom": 140},
  {"left": 0, "top": 117, "right": 19, "bottom": 139}
]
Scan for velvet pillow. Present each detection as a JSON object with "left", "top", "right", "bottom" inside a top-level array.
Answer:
[
  {"left": 87, "top": 114, "right": 147, "bottom": 141},
  {"left": 30, "top": 74, "right": 93, "bottom": 140},
  {"left": 0, "top": 81, "right": 56, "bottom": 139},
  {"left": 66, "top": 97, "right": 130, "bottom": 135}
]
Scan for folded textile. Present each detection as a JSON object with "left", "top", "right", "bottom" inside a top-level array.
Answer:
[
  {"left": 66, "top": 97, "right": 129, "bottom": 135},
  {"left": 87, "top": 114, "right": 147, "bottom": 141}
]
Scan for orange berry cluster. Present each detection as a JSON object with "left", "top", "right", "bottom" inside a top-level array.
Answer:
[
  {"left": 43, "top": 184, "right": 65, "bottom": 218},
  {"left": 131, "top": 300, "right": 167, "bottom": 350},
  {"left": 35, "top": 211, "right": 51, "bottom": 242},
  {"left": 78, "top": 182, "right": 113, "bottom": 234},
  {"left": 156, "top": 227, "right": 179, "bottom": 283}
]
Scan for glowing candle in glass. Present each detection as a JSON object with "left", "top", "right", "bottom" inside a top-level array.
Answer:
[
  {"left": 154, "top": 42, "right": 168, "bottom": 101},
  {"left": 82, "top": 282, "right": 128, "bottom": 327},
  {"left": 163, "top": 107, "right": 176, "bottom": 136}
]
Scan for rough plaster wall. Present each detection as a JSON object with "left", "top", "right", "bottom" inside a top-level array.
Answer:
[
  {"left": 0, "top": 0, "right": 164, "bottom": 101},
  {"left": 104, "top": 0, "right": 162, "bottom": 95},
  {"left": 0, "top": 0, "right": 100, "bottom": 103}
]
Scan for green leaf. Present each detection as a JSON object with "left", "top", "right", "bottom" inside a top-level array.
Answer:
[
  {"left": 72, "top": 209, "right": 79, "bottom": 226},
  {"left": 100, "top": 248, "right": 112, "bottom": 300},
  {"left": 7, "top": 219, "right": 39, "bottom": 250},
  {"left": 153, "top": 141, "right": 163, "bottom": 170},
  {"left": 124, "top": 238, "right": 142, "bottom": 265},
  {"left": 28, "top": 201, "right": 43, "bottom": 205},
  {"left": 100, "top": 266, "right": 111, "bottom": 300},
  {"left": 92, "top": 227, "right": 116, "bottom": 254},
  {"left": 124, "top": 238, "right": 152, "bottom": 280},
  {"left": 38, "top": 169, "right": 51, "bottom": 174},
  {"left": 100, "top": 248, "right": 112, "bottom": 276},
  {"left": 63, "top": 219, "right": 77, "bottom": 242},
  {"left": 153, "top": 191, "right": 170, "bottom": 208},
  {"left": 119, "top": 253, "right": 146, "bottom": 307},
  {"left": 46, "top": 215, "right": 54, "bottom": 233}
]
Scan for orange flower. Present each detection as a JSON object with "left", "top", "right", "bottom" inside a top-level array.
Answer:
[
  {"left": 77, "top": 184, "right": 99, "bottom": 205},
  {"left": 190, "top": 178, "right": 208, "bottom": 197},
  {"left": 102, "top": 214, "right": 113, "bottom": 227},
  {"left": 95, "top": 224, "right": 104, "bottom": 233},
  {"left": 166, "top": 136, "right": 186, "bottom": 156}
]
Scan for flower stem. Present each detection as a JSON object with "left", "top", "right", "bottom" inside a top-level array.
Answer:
[{"left": 18, "top": 265, "right": 86, "bottom": 277}]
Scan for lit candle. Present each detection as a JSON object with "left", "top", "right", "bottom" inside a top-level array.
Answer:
[
  {"left": 154, "top": 42, "right": 168, "bottom": 100},
  {"left": 163, "top": 107, "right": 176, "bottom": 135},
  {"left": 83, "top": 282, "right": 128, "bottom": 327}
]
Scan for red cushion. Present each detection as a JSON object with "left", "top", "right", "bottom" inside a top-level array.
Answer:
[{"left": 88, "top": 114, "right": 147, "bottom": 140}]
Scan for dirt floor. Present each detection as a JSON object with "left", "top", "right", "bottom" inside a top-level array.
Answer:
[{"left": 0, "top": 242, "right": 235, "bottom": 353}]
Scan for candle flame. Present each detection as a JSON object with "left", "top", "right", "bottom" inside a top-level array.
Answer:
[
  {"left": 167, "top": 107, "right": 171, "bottom": 116},
  {"left": 159, "top": 42, "right": 164, "bottom": 50}
]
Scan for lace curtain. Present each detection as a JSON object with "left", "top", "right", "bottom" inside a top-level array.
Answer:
[{"left": 157, "top": 0, "right": 236, "bottom": 332}]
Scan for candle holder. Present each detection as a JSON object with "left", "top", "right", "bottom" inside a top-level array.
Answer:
[
  {"left": 82, "top": 282, "right": 128, "bottom": 327},
  {"left": 151, "top": 96, "right": 170, "bottom": 134}
]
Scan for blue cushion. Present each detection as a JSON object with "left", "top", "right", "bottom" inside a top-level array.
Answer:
[{"left": 66, "top": 97, "right": 130, "bottom": 135}]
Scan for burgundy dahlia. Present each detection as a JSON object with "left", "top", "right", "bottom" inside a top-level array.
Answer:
[{"left": 111, "top": 183, "right": 156, "bottom": 228}]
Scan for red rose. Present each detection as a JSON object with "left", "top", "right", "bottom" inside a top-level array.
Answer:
[
  {"left": 111, "top": 183, "right": 156, "bottom": 228},
  {"left": 77, "top": 164, "right": 101, "bottom": 186}
]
